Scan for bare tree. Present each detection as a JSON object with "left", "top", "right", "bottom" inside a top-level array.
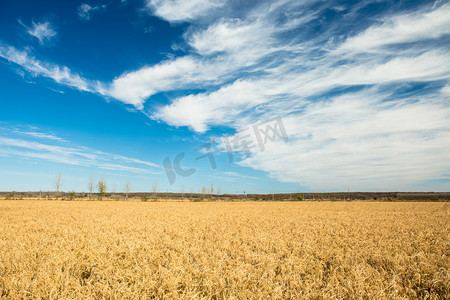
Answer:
[
  {"left": 124, "top": 179, "right": 131, "bottom": 200},
  {"left": 54, "top": 172, "right": 62, "bottom": 198},
  {"left": 152, "top": 181, "right": 158, "bottom": 198},
  {"left": 210, "top": 183, "right": 214, "bottom": 195},
  {"left": 202, "top": 185, "right": 206, "bottom": 195},
  {"left": 180, "top": 185, "right": 185, "bottom": 198},
  {"left": 217, "top": 185, "right": 221, "bottom": 195},
  {"left": 88, "top": 174, "right": 95, "bottom": 200}
]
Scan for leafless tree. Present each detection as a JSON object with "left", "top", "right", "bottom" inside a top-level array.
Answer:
[
  {"left": 210, "top": 183, "right": 214, "bottom": 195},
  {"left": 54, "top": 172, "right": 62, "bottom": 198},
  {"left": 202, "top": 185, "right": 206, "bottom": 195},
  {"left": 88, "top": 174, "right": 95, "bottom": 200},
  {"left": 217, "top": 185, "right": 221, "bottom": 195},
  {"left": 124, "top": 179, "right": 131, "bottom": 200},
  {"left": 180, "top": 185, "right": 185, "bottom": 198},
  {"left": 152, "top": 181, "right": 158, "bottom": 198}
]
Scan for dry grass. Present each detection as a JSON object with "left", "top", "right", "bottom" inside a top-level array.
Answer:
[{"left": 0, "top": 200, "right": 448, "bottom": 299}]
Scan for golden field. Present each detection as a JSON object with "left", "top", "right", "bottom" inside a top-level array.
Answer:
[{"left": 0, "top": 200, "right": 448, "bottom": 299}]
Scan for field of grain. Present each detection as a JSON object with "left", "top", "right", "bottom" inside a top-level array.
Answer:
[{"left": 0, "top": 200, "right": 448, "bottom": 299}]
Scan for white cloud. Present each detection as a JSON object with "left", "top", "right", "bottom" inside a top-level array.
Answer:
[
  {"left": 332, "top": 51, "right": 450, "bottom": 84},
  {"left": 148, "top": 2, "right": 450, "bottom": 191},
  {"left": 147, "top": 0, "right": 224, "bottom": 22},
  {"left": 188, "top": 19, "right": 271, "bottom": 56},
  {"left": 108, "top": 56, "right": 199, "bottom": 108},
  {"left": 21, "top": 20, "right": 56, "bottom": 45},
  {"left": 0, "top": 46, "right": 103, "bottom": 94},
  {"left": 154, "top": 50, "right": 450, "bottom": 132},
  {"left": 146, "top": 3, "right": 449, "bottom": 133},
  {"left": 338, "top": 4, "right": 450, "bottom": 53},
  {"left": 78, "top": 3, "right": 107, "bottom": 21},
  {"left": 107, "top": 5, "right": 306, "bottom": 109},
  {"left": 237, "top": 88, "right": 450, "bottom": 191},
  {"left": 0, "top": 127, "right": 160, "bottom": 174},
  {"left": 4, "top": 1, "right": 311, "bottom": 109},
  {"left": 155, "top": 79, "right": 282, "bottom": 132},
  {"left": 14, "top": 130, "right": 65, "bottom": 142},
  {"left": 107, "top": 48, "right": 276, "bottom": 108},
  {"left": 442, "top": 84, "right": 450, "bottom": 96}
]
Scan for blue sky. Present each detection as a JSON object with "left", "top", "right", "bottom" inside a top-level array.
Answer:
[{"left": 0, "top": 0, "right": 449, "bottom": 193}]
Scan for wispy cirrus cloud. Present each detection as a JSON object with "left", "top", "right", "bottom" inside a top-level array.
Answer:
[
  {"left": 0, "top": 125, "right": 160, "bottom": 174},
  {"left": 337, "top": 4, "right": 450, "bottom": 53},
  {"left": 154, "top": 50, "right": 450, "bottom": 132},
  {"left": 77, "top": 3, "right": 107, "bottom": 21},
  {"left": 19, "top": 20, "right": 57, "bottom": 45},
  {"left": 0, "top": 45, "right": 105, "bottom": 94},
  {"left": 147, "top": 0, "right": 224, "bottom": 23},
  {"left": 14, "top": 130, "right": 66, "bottom": 142},
  {"left": 148, "top": 0, "right": 450, "bottom": 190},
  {"left": 237, "top": 87, "right": 450, "bottom": 191}
]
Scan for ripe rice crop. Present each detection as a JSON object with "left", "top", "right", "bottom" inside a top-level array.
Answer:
[{"left": 0, "top": 200, "right": 448, "bottom": 298}]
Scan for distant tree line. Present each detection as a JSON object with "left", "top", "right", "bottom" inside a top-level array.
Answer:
[
  {"left": 2, "top": 190, "right": 450, "bottom": 201},
  {"left": 0, "top": 172, "right": 447, "bottom": 201}
]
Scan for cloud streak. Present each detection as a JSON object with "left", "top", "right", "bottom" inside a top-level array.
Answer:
[
  {"left": 0, "top": 126, "right": 160, "bottom": 174},
  {"left": 337, "top": 4, "right": 450, "bottom": 53},
  {"left": 147, "top": 0, "right": 224, "bottom": 23},
  {"left": 0, "top": 46, "right": 97, "bottom": 92}
]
